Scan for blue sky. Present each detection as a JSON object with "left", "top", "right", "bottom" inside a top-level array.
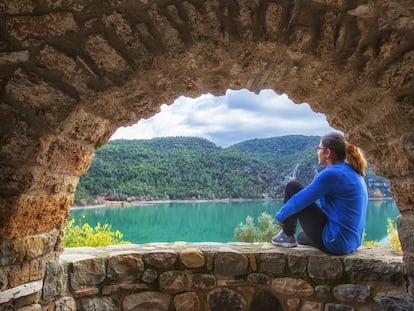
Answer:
[{"left": 110, "top": 89, "right": 335, "bottom": 147}]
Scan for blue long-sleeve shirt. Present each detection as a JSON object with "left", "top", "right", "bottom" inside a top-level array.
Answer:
[{"left": 275, "top": 162, "right": 368, "bottom": 255}]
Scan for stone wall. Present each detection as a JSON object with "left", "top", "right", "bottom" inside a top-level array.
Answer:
[
  {"left": 0, "top": 0, "right": 413, "bottom": 309},
  {"left": 0, "top": 242, "right": 410, "bottom": 310}
]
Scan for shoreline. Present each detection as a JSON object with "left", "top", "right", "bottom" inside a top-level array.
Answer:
[
  {"left": 70, "top": 197, "right": 395, "bottom": 210},
  {"left": 70, "top": 198, "right": 277, "bottom": 210}
]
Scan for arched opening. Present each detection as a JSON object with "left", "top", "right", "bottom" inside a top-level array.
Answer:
[{"left": 69, "top": 89, "right": 397, "bottom": 247}]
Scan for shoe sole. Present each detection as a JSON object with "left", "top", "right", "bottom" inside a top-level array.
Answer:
[{"left": 271, "top": 240, "right": 298, "bottom": 248}]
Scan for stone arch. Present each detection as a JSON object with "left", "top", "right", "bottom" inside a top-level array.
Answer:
[{"left": 1, "top": 0, "right": 413, "bottom": 303}]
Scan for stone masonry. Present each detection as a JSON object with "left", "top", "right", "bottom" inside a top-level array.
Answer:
[
  {"left": 0, "top": 0, "right": 413, "bottom": 309},
  {"left": 1, "top": 242, "right": 410, "bottom": 310}
]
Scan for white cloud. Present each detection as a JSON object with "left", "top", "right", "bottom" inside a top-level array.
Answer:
[{"left": 110, "top": 89, "right": 335, "bottom": 147}]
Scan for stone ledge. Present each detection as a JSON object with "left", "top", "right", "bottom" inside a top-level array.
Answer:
[
  {"left": 0, "top": 280, "right": 43, "bottom": 304},
  {"left": 60, "top": 242, "right": 402, "bottom": 263}
]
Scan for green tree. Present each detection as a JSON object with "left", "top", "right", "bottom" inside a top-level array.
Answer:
[
  {"left": 75, "top": 136, "right": 390, "bottom": 203},
  {"left": 234, "top": 212, "right": 279, "bottom": 242}
]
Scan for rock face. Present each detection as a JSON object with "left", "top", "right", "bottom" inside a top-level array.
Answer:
[{"left": 0, "top": 0, "right": 413, "bottom": 308}]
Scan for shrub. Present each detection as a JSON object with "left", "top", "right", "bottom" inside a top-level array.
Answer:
[
  {"left": 364, "top": 218, "right": 401, "bottom": 251},
  {"left": 235, "top": 215, "right": 402, "bottom": 253},
  {"left": 386, "top": 218, "right": 402, "bottom": 251},
  {"left": 234, "top": 212, "right": 279, "bottom": 242},
  {"left": 64, "top": 218, "right": 129, "bottom": 247},
  {"left": 362, "top": 231, "right": 379, "bottom": 248}
]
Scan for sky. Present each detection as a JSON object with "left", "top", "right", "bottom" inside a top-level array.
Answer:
[{"left": 110, "top": 89, "right": 335, "bottom": 147}]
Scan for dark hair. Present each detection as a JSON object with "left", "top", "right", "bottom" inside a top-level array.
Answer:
[{"left": 321, "top": 132, "right": 367, "bottom": 176}]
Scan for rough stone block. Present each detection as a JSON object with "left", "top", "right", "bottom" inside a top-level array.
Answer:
[
  {"left": 14, "top": 292, "right": 40, "bottom": 309},
  {"left": 0, "top": 0, "right": 33, "bottom": 14},
  {"left": 70, "top": 256, "right": 106, "bottom": 290},
  {"left": 288, "top": 254, "right": 307, "bottom": 274},
  {"left": 324, "top": 303, "right": 353, "bottom": 310},
  {"left": 54, "top": 296, "right": 76, "bottom": 311},
  {"left": 308, "top": 256, "right": 342, "bottom": 280},
  {"left": 0, "top": 51, "right": 30, "bottom": 65},
  {"left": 42, "top": 261, "right": 67, "bottom": 300},
  {"left": 0, "top": 280, "right": 43, "bottom": 304},
  {"left": 255, "top": 251, "right": 286, "bottom": 275},
  {"left": 333, "top": 284, "right": 371, "bottom": 303},
  {"left": 141, "top": 268, "right": 157, "bottom": 283},
  {"left": 391, "top": 180, "right": 414, "bottom": 211},
  {"left": 159, "top": 271, "right": 186, "bottom": 294},
  {"left": 188, "top": 273, "right": 216, "bottom": 290},
  {"left": 38, "top": 46, "right": 91, "bottom": 99},
  {"left": 60, "top": 108, "right": 112, "bottom": 144},
  {"left": 286, "top": 298, "right": 300, "bottom": 310},
  {"left": 5, "top": 195, "right": 72, "bottom": 239},
  {"left": 122, "top": 292, "right": 171, "bottom": 311},
  {"left": 343, "top": 256, "right": 403, "bottom": 285},
  {"left": 37, "top": 0, "right": 93, "bottom": 11},
  {"left": 247, "top": 273, "right": 270, "bottom": 285},
  {"left": 16, "top": 304, "right": 42, "bottom": 311},
  {"left": 179, "top": 247, "right": 205, "bottom": 268},
  {"left": 272, "top": 277, "right": 314, "bottom": 297},
  {"left": 8, "top": 261, "right": 30, "bottom": 287},
  {"left": 36, "top": 137, "right": 94, "bottom": 175},
  {"left": 7, "top": 259, "right": 46, "bottom": 293},
  {"left": 143, "top": 250, "right": 177, "bottom": 268},
  {"left": 174, "top": 292, "right": 200, "bottom": 311},
  {"left": 376, "top": 295, "right": 414, "bottom": 311},
  {"left": 13, "top": 231, "right": 58, "bottom": 264},
  {"left": 206, "top": 251, "right": 215, "bottom": 271},
  {"left": 78, "top": 297, "right": 118, "bottom": 311},
  {"left": 214, "top": 248, "right": 248, "bottom": 276},
  {"left": 0, "top": 240, "right": 17, "bottom": 266},
  {"left": 107, "top": 251, "right": 144, "bottom": 282},
  {"left": 397, "top": 212, "right": 414, "bottom": 252},
  {"left": 6, "top": 13, "right": 78, "bottom": 40},
  {"left": 301, "top": 300, "right": 323, "bottom": 311},
  {"left": 84, "top": 35, "right": 131, "bottom": 75}
]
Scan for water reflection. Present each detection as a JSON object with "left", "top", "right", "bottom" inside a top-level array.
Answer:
[{"left": 70, "top": 199, "right": 399, "bottom": 244}]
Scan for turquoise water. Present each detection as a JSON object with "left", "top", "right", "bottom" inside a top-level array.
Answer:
[{"left": 69, "top": 199, "right": 399, "bottom": 244}]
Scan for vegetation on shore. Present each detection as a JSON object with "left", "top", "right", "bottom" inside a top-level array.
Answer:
[
  {"left": 64, "top": 213, "right": 401, "bottom": 251},
  {"left": 75, "top": 136, "right": 391, "bottom": 206},
  {"left": 234, "top": 213, "right": 401, "bottom": 251},
  {"left": 64, "top": 217, "right": 130, "bottom": 247}
]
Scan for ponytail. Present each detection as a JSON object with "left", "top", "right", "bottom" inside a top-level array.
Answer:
[
  {"left": 345, "top": 143, "right": 367, "bottom": 176},
  {"left": 322, "top": 132, "right": 367, "bottom": 176}
]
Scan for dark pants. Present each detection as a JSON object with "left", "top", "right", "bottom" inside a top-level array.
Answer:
[{"left": 282, "top": 181, "right": 329, "bottom": 252}]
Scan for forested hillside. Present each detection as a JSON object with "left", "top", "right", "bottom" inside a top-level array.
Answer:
[{"left": 74, "top": 136, "right": 391, "bottom": 205}]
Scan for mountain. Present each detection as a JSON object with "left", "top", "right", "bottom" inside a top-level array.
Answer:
[{"left": 74, "top": 136, "right": 391, "bottom": 205}]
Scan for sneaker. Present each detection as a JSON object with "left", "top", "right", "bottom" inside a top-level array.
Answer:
[{"left": 271, "top": 231, "right": 298, "bottom": 248}]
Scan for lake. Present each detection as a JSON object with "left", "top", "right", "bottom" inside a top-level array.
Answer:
[{"left": 69, "top": 199, "right": 399, "bottom": 244}]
